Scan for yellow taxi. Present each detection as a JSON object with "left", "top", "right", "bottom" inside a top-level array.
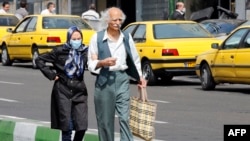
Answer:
[
  {"left": 0, "top": 14, "right": 19, "bottom": 38},
  {"left": 123, "top": 20, "right": 222, "bottom": 85},
  {"left": 0, "top": 14, "right": 19, "bottom": 58},
  {"left": 195, "top": 25, "right": 250, "bottom": 90},
  {"left": 0, "top": 15, "right": 95, "bottom": 68}
]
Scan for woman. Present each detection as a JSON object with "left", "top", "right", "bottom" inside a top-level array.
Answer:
[{"left": 36, "top": 26, "right": 88, "bottom": 141}]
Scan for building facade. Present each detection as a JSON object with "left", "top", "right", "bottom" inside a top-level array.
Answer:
[{"left": 1, "top": 0, "right": 249, "bottom": 25}]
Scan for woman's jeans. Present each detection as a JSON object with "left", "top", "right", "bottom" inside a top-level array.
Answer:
[{"left": 62, "top": 119, "right": 86, "bottom": 141}]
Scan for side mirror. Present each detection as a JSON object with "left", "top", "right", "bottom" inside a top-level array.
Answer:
[
  {"left": 211, "top": 43, "right": 219, "bottom": 49},
  {"left": 6, "top": 28, "right": 13, "bottom": 33}
]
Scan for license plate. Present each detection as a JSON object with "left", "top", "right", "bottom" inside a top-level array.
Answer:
[{"left": 184, "top": 62, "right": 195, "bottom": 67}]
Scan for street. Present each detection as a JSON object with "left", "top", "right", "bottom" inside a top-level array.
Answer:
[{"left": 0, "top": 63, "right": 250, "bottom": 141}]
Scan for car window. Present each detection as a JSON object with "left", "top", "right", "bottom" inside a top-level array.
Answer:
[
  {"left": 133, "top": 24, "right": 146, "bottom": 42},
  {"left": 200, "top": 20, "right": 245, "bottom": 35},
  {"left": 154, "top": 23, "right": 211, "bottom": 39},
  {"left": 84, "top": 19, "right": 101, "bottom": 31},
  {"left": 0, "top": 15, "right": 19, "bottom": 26},
  {"left": 123, "top": 24, "right": 137, "bottom": 35},
  {"left": 242, "top": 31, "right": 250, "bottom": 48},
  {"left": 202, "top": 22, "right": 236, "bottom": 34},
  {"left": 26, "top": 17, "right": 37, "bottom": 32},
  {"left": 223, "top": 28, "right": 248, "bottom": 49},
  {"left": 42, "top": 17, "right": 91, "bottom": 29},
  {"left": 15, "top": 17, "right": 31, "bottom": 33}
]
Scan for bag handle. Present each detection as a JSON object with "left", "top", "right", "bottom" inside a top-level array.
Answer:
[{"left": 138, "top": 87, "right": 148, "bottom": 102}]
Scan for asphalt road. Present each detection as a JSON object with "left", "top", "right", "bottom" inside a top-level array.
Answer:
[{"left": 1, "top": 63, "right": 250, "bottom": 141}]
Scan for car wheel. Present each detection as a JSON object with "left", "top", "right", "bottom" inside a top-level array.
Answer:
[
  {"left": 1, "top": 45, "right": 12, "bottom": 66},
  {"left": 200, "top": 64, "right": 216, "bottom": 90},
  {"left": 32, "top": 48, "right": 39, "bottom": 69},
  {"left": 142, "top": 60, "right": 156, "bottom": 85}
]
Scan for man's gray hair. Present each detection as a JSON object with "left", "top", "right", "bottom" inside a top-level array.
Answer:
[{"left": 98, "top": 7, "right": 126, "bottom": 31}]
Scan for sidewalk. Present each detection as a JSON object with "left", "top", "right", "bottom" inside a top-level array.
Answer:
[{"left": 0, "top": 115, "right": 148, "bottom": 141}]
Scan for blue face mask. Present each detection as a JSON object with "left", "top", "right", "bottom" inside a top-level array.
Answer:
[{"left": 70, "top": 39, "right": 82, "bottom": 49}]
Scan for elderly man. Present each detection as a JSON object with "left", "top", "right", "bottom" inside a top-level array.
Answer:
[
  {"left": 171, "top": 1, "right": 186, "bottom": 20},
  {"left": 88, "top": 7, "right": 147, "bottom": 141}
]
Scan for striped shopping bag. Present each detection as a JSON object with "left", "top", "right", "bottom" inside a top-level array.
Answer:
[{"left": 129, "top": 87, "right": 157, "bottom": 141}]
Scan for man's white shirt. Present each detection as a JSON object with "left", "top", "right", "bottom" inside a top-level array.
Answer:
[
  {"left": 82, "top": 10, "right": 99, "bottom": 20},
  {"left": 41, "top": 9, "right": 54, "bottom": 15},
  {"left": 88, "top": 30, "right": 142, "bottom": 77},
  {"left": 0, "top": 9, "right": 7, "bottom": 14}
]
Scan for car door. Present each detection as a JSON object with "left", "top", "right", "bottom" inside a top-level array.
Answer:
[
  {"left": 212, "top": 28, "right": 248, "bottom": 78},
  {"left": 8, "top": 17, "right": 32, "bottom": 56},
  {"left": 131, "top": 24, "right": 146, "bottom": 58},
  {"left": 234, "top": 29, "right": 250, "bottom": 79},
  {"left": 123, "top": 24, "right": 142, "bottom": 54},
  {"left": 23, "top": 17, "right": 38, "bottom": 57}
]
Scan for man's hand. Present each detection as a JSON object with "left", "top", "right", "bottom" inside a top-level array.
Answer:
[
  {"left": 102, "top": 57, "right": 117, "bottom": 67},
  {"left": 138, "top": 77, "right": 147, "bottom": 88},
  {"left": 95, "top": 57, "right": 117, "bottom": 69}
]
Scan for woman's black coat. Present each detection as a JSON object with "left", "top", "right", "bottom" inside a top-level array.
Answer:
[{"left": 35, "top": 46, "right": 88, "bottom": 131}]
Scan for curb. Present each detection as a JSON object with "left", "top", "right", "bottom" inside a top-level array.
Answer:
[
  {"left": 0, "top": 117, "right": 98, "bottom": 141},
  {"left": 0, "top": 116, "right": 154, "bottom": 141}
]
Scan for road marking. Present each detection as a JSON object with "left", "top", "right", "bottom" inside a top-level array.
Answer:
[
  {"left": 0, "top": 98, "right": 19, "bottom": 103},
  {"left": 39, "top": 121, "right": 51, "bottom": 124},
  {"left": 0, "top": 115, "right": 26, "bottom": 119},
  {"left": 153, "top": 120, "right": 168, "bottom": 124},
  {"left": 149, "top": 100, "right": 170, "bottom": 104},
  {"left": 0, "top": 81, "right": 24, "bottom": 85}
]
